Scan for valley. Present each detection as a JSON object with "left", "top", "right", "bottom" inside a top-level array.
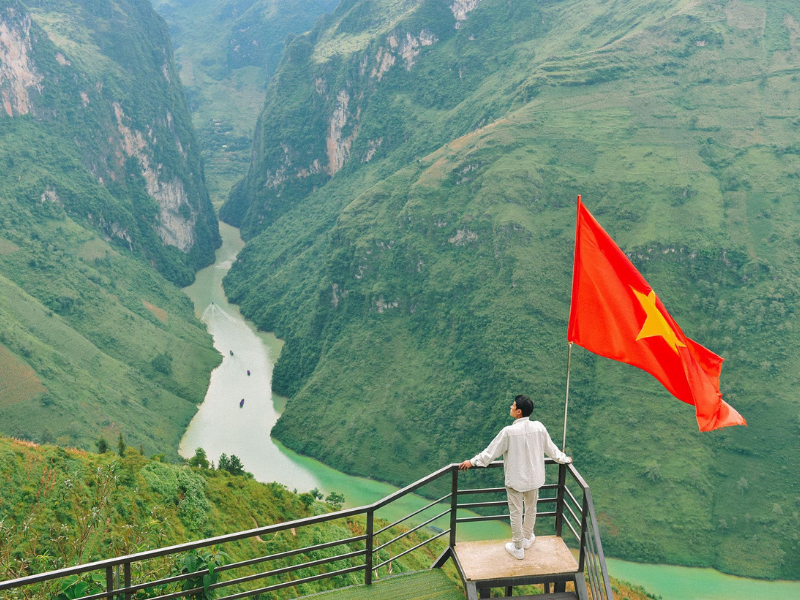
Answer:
[{"left": 1, "top": 0, "right": 799, "bottom": 595}]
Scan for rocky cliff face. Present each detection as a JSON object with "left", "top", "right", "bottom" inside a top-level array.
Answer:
[
  {"left": 0, "top": 0, "right": 219, "bottom": 284},
  {"left": 0, "top": 9, "right": 41, "bottom": 117},
  {"left": 221, "top": 0, "right": 484, "bottom": 235}
]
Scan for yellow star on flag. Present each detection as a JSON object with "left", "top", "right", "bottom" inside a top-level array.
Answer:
[{"left": 631, "top": 287, "right": 686, "bottom": 354}]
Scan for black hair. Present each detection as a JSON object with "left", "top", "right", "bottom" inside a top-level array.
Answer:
[{"left": 514, "top": 394, "right": 534, "bottom": 417}]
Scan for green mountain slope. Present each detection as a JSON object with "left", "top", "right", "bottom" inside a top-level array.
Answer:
[
  {"left": 0, "top": 436, "right": 442, "bottom": 597},
  {"left": 153, "top": 0, "right": 340, "bottom": 207},
  {"left": 0, "top": 0, "right": 221, "bottom": 458},
  {"left": 221, "top": 0, "right": 800, "bottom": 579}
]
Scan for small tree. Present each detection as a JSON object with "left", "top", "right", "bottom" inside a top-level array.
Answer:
[
  {"left": 188, "top": 448, "right": 210, "bottom": 470},
  {"left": 117, "top": 433, "right": 125, "bottom": 457},
  {"left": 644, "top": 462, "right": 661, "bottom": 482},
  {"left": 151, "top": 351, "right": 173, "bottom": 376},
  {"left": 217, "top": 453, "right": 230, "bottom": 472},
  {"left": 95, "top": 437, "right": 108, "bottom": 454},
  {"left": 310, "top": 488, "right": 323, "bottom": 501},
  {"left": 227, "top": 455, "right": 245, "bottom": 476},
  {"left": 325, "top": 492, "right": 345, "bottom": 510}
]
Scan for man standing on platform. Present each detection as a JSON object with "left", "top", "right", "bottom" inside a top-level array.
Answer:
[{"left": 460, "top": 395, "right": 572, "bottom": 560}]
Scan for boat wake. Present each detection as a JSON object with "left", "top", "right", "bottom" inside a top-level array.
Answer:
[{"left": 201, "top": 303, "right": 237, "bottom": 324}]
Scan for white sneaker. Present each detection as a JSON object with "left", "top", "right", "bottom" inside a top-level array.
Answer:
[
  {"left": 504, "top": 542, "right": 524, "bottom": 560},
  {"left": 523, "top": 535, "right": 536, "bottom": 549}
]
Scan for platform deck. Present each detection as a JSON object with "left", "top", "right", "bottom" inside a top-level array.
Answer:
[{"left": 453, "top": 535, "right": 578, "bottom": 582}]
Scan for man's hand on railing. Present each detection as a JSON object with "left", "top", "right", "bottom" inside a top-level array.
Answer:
[{"left": 458, "top": 460, "right": 472, "bottom": 471}]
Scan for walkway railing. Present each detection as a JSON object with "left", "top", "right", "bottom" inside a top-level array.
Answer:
[{"left": 0, "top": 460, "right": 612, "bottom": 599}]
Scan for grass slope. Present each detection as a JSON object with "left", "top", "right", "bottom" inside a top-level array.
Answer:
[{"left": 221, "top": 0, "right": 800, "bottom": 579}]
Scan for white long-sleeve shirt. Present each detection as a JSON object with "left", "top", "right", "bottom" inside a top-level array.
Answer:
[{"left": 470, "top": 417, "right": 571, "bottom": 492}]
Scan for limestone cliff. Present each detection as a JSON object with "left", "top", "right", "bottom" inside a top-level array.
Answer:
[{"left": 0, "top": 0, "right": 219, "bottom": 284}]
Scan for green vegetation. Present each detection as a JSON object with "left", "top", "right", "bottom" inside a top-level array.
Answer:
[
  {"left": 153, "top": 0, "right": 340, "bottom": 208},
  {"left": 222, "top": 0, "right": 800, "bottom": 579},
  {"left": 0, "top": 436, "right": 445, "bottom": 597},
  {"left": 0, "top": 0, "right": 221, "bottom": 459}
]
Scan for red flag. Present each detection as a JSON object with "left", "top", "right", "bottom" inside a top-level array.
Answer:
[{"left": 567, "top": 197, "right": 745, "bottom": 431}]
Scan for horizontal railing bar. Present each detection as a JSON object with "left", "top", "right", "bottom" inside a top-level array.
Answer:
[
  {"left": 216, "top": 564, "right": 365, "bottom": 600},
  {"left": 370, "top": 463, "right": 455, "bottom": 511},
  {"left": 74, "top": 590, "right": 125, "bottom": 600},
  {"left": 456, "top": 500, "right": 508, "bottom": 510},
  {"left": 374, "top": 493, "right": 451, "bottom": 535},
  {"left": 208, "top": 549, "right": 366, "bottom": 592},
  {"left": 456, "top": 510, "right": 558, "bottom": 524},
  {"left": 86, "top": 569, "right": 206, "bottom": 598},
  {"left": 456, "top": 482, "right": 558, "bottom": 496},
  {"left": 84, "top": 533, "right": 369, "bottom": 598},
  {"left": 373, "top": 509, "right": 450, "bottom": 552},
  {"left": 456, "top": 487, "right": 506, "bottom": 496},
  {"left": 217, "top": 534, "right": 367, "bottom": 573},
  {"left": 136, "top": 582, "right": 206, "bottom": 600},
  {"left": 373, "top": 529, "right": 449, "bottom": 570},
  {"left": 456, "top": 496, "right": 559, "bottom": 510},
  {"left": 456, "top": 514, "right": 508, "bottom": 523}
]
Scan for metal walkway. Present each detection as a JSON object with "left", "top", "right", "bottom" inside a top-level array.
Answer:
[{"left": 300, "top": 570, "right": 463, "bottom": 599}]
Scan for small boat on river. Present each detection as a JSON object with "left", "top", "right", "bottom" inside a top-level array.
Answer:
[
  {"left": 239, "top": 398, "right": 245, "bottom": 408},
  {"left": 247, "top": 369, "right": 250, "bottom": 376}
]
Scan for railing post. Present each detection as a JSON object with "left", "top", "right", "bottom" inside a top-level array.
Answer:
[
  {"left": 365, "top": 509, "right": 374, "bottom": 585},
  {"left": 123, "top": 562, "right": 131, "bottom": 600},
  {"left": 555, "top": 463, "right": 567, "bottom": 538},
  {"left": 105, "top": 565, "right": 114, "bottom": 600},
  {"left": 449, "top": 467, "right": 458, "bottom": 548},
  {"left": 578, "top": 490, "right": 589, "bottom": 572}
]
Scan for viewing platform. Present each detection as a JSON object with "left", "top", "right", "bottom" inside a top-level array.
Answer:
[
  {"left": 0, "top": 460, "right": 611, "bottom": 599},
  {"left": 453, "top": 536, "right": 582, "bottom": 599}
]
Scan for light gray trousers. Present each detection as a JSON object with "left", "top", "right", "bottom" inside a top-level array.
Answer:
[{"left": 506, "top": 487, "right": 539, "bottom": 548}]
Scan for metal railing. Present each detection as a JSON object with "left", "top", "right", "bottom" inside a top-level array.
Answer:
[{"left": 0, "top": 460, "right": 612, "bottom": 599}]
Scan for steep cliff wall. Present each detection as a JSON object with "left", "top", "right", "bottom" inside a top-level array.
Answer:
[{"left": 1, "top": 0, "right": 220, "bottom": 285}]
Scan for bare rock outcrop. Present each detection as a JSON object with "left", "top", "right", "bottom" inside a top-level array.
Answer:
[
  {"left": 326, "top": 90, "right": 359, "bottom": 176},
  {"left": 113, "top": 102, "right": 196, "bottom": 252},
  {"left": 0, "top": 10, "right": 42, "bottom": 117},
  {"left": 450, "top": 0, "right": 483, "bottom": 29}
]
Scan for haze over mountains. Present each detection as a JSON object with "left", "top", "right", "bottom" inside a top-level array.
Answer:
[
  {"left": 152, "top": 0, "right": 339, "bottom": 206},
  {"left": 220, "top": 0, "right": 800, "bottom": 579}
]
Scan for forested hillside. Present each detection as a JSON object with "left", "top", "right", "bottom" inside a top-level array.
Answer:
[
  {"left": 153, "top": 0, "right": 340, "bottom": 206},
  {"left": 0, "top": 436, "right": 442, "bottom": 597},
  {"left": 0, "top": 0, "right": 221, "bottom": 458},
  {"left": 221, "top": 0, "right": 800, "bottom": 579}
]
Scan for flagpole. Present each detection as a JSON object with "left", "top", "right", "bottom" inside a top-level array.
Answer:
[{"left": 562, "top": 342, "right": 573, "bottom": 452}]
